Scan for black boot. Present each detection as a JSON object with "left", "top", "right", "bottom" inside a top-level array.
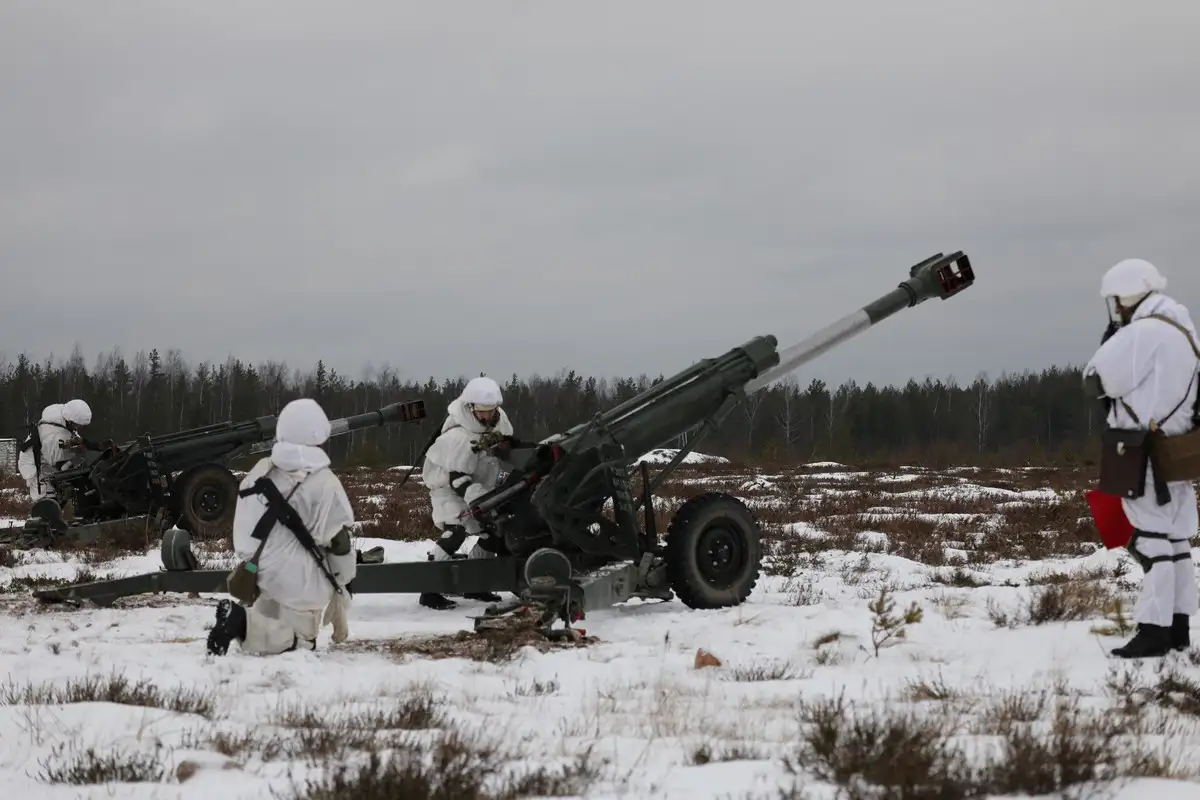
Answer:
[
  {"left": 420, "top": 593, "right": 458, "bottom": 611},
  {"left": 207, "top": 599, "right": 247, "bottom": 656},
  {"left": 463, "top": 592, "right": 502, "bottom": 602},
  {"left": 1171, "top": 614, "right": 1191, "bottom": 651},
  {"left": 1111, "top": 623, "right": 1173, "bottom": 658}
]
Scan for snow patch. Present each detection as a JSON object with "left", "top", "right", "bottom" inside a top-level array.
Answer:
[{"left": 633, "top": 448, "right": 730, "bottom": 465}]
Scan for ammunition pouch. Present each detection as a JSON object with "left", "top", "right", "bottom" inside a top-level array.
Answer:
[
  {"left": 227, "top": 518, "right": 271, "bottom": 606},
  {"left": 1149, "top": 428, "right": 1200, "bottom": 483},
  {"left": 326, "top": 525, "right": 352, "bottom": 556},
  {"left": 226, "top": 557, "right": 263, "bottom": 606},
  {"left": 1098, "top": 428, "right": 1152, "bottom": 500}
]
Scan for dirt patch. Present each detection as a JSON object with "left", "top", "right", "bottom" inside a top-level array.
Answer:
[{"left": 345, "top": 609, "right": 599, "bottom": 664}]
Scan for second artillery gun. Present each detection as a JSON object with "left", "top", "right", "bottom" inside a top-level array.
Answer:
[
  {"left": 6, "top": 400, "right": 427, "bottom": 549},
  {"left": 34, "top": 252, "right": 975, "bottom": 633}
]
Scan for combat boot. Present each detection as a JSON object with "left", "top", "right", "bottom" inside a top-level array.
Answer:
[
  {"left": 420, "top": 593, "right": 458, "bottom": 611},
  {"left": 1111, "top": 623, "right": 1173, "bottom": 658},
  {"left": 1171, "top": 614, "right": 1191, "bottom": 651},
  {"left": 207, "top": 599, "right": 247, "bottom": 656},
  {"left": 463, "top": 592, "right": 503, "bottom": 602}
]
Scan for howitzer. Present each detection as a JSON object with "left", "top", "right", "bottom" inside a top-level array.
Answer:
[
  {"left": 33, "top": 253, "right": 975, "bottom": 634},
  {"left": 8, "top": 400, "right": 426, "bottom": 549}
]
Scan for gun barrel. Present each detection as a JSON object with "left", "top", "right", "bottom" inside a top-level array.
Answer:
[
  {"left": 329, "top": 400, "right": 426, "bottom": 436},
  {"left": 743, "top": 251, "right": 973, "bottom": 393},
  {"left": 554, "top": 335, "right": 780, "bottom": 458},
  {"left": 248, "top": 399, "right": 426, "bottom": 456}
]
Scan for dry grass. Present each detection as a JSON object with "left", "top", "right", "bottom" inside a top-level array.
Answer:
[
  {"left": 0, "top": 479, "right": 27, "bottom": 517},
  {"left": 32, "top": 683, "right": 602, "bottom": 796},
  {"left": 1, "top": 672, "right": 218, "bottom": 718},
  {"left": 286, "top": 735, "right": 598, "bottom": 800},
  {"left": 781, "top": 684, "right": 1192, "bottom": 799},
  {"left": 987, "top": 578, "right": 1130, "bottom": 629},
  {"left": 37, "top": 741, "right": 167, "bottom": 785}
]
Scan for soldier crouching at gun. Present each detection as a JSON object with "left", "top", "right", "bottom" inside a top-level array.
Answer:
[
  {"left": 17, "top": 399, "right": 109, "bottom": 502},
  {"left": 1083, "top": 258, "right": 1200, "bottom": 659},
  {"left": 418, "top": 376, "right": 522, "bottom": 611},
  {"left": 207, "top": 398, "right": 358, "bottom": 656}
]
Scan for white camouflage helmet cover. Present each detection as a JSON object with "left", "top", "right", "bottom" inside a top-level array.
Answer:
[
  {"left": 460, "top": 376, "right": 503, "bottom": 411},
  {"left": 61, "top": 399, "right": 92, "bottom": 426},
  {"left": 1100, "top": 258, "right": 1167, "bottom": 307},
  {"left": 275, "top": 397, "right": 332, "bottom": 446}
]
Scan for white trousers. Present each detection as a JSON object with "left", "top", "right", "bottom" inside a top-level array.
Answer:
[
  {"left": 22, "top": 473, "right": 52, "bottom": 503},
  {"left": 1129, "top": 530, "right": 1198, "bottom": 627},
  {"left": 429, "top": 523, "right": 497, "bottom": 562},
  {"left": 240, "top": 594, "right": 323, "bottom": 655}
]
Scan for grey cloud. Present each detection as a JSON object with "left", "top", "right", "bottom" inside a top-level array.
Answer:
[{"left": 2, "top": 0, "right": 1199, "bottom": 392}]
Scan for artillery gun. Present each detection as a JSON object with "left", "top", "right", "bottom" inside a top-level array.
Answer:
[
  {"left": 32, "top": 252, "right": 975, "bottom": 633},
  {"left": 4, "top": 400, "right": 427, "bottom": 549}
]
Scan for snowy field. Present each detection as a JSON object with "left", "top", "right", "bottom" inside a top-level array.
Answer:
[{"left": 1, "top": 458, "right": 1199, "bottom": 799}]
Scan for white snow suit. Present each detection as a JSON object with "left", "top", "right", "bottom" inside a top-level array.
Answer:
[
  {"left": 17, "top": 403, "right": 74, "bottom": 501},
  {"left": 1084, "top": 291, "right": 1199, "bottom": 627},
  {"left": 421, "top": 397, "right": 513, "bottom": 559},
  {"left": 230, "top": 399, "right": 358, "bottom": 654}
]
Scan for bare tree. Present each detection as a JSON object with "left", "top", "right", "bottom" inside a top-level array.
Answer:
[
  {"left": 773, "top": 377, "right": 805, "bottom": 455},
  {"left": 742, "top": 388, "right": 766, "bottom": 452},
  {"left": 971, "top": 373, "right": 991, "bottom": 452}
]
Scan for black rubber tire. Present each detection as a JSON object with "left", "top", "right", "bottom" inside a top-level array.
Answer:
[
  {"left": 176, "top": 464, "right": 239, "bottom": 543},
  {"left": 664, "top": 492, "right": 762, "bottom": 609}
]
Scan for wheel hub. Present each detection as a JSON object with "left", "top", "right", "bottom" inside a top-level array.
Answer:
[
  {"left": 194, "top": 485, "right": 225, "bottom": 521},
  {"left": 696, "top": 522, "right": 746, "bottom": 588}
]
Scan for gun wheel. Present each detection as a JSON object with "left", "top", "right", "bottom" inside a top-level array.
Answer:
[
  {"left": 175, "top": 464, "right": 238, "bottom": 543},
  {"left": 664, "top": 491, "right": 761, "bottom": 610}
]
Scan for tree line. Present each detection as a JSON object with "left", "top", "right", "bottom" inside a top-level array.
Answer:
[{"left": 0, "top": 345, "right": 1107, "bottom": 469}]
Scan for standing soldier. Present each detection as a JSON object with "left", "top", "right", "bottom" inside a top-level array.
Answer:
[{"left": 1083, "top": 258, "right": 1198, "bottom": 658}]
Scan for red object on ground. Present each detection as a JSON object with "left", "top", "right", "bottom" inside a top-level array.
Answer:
[{"left": 1085, "top": 489, "right": 1135, "bottom": 550}]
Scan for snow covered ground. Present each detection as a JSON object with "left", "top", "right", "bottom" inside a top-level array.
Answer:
[{"left": 1, "top": 462, "right": 1199, "bottom": 799}]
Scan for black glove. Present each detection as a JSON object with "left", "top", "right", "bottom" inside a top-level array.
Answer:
[
  {"left": 1101, "top": 321, "right": 1120, "bottom": 344},
  {"left": 472, "top": 431, "right": 529, "bottom": 455},
  {"left": 475, "top": 534, "right": 509, "bottom": 555}
]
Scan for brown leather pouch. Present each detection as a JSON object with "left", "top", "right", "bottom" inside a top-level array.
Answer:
[
  {"left": 226, "top": 537, "right": 267, "bottom": 606},
  {"left": 226, "top": 561, "right": 261, "bottom": 606},
  {"left": 1151, "top": 428, "right": 1200, "bottom": 483}
]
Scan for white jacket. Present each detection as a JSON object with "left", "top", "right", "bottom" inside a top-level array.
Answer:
[
  {"left": 17, "top": 404, "right": 74, "bottom": 492},
  {"left": 1084, "top": 292, "right": 1200, "bottom": 537},
  {"left": 231, "top": 444, "right": 357, "bottom": 612},
  {"left": 421, "top": 398, "right": 513, "bottom": 529}
]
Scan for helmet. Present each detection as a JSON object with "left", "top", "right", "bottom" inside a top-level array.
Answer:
[
  {"left": 61, "top": 399, "right": 92, "bottom": 427},
  {"left": 461, "top": 376, "right": 503, "bottom": 427},
  {"left": 276, "top": 398, "right": 331, "bottom": 446},
  {"left": 1100, "top": 258, "right": 1166, "bottom": 306}
]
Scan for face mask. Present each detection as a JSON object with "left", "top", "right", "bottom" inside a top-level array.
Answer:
[{"left": 471, "top": 406, "right": 499, "bottom": 427}]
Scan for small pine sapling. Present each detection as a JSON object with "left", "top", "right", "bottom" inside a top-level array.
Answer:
[{"left": 867, "top": 584, "right": 923, "bottom": 656}]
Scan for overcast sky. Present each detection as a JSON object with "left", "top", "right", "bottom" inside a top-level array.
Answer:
[{"left": 3, "top": 0, "right": 1199, "bottom": 391}]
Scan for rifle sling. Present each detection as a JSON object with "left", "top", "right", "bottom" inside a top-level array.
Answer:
[
  {"left": 1113, "top": 313, "right": 1200, "bottom": 427},
  {"left": 239, "top": 475, "right": 343, "bottom": 596}
]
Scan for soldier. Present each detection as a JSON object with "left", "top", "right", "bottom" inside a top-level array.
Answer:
[
  {"left": 16, "top": 399, "right": 94, "bottom": 502},
  {"left": 1083, "top": 258, "right": 1199, "bottom": 658},
  {"left": 207, "top": 397, "right": 358, "bottom": 656},
  {"left": 418, "top": 376, "right": 515, "bottom": 610}
]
